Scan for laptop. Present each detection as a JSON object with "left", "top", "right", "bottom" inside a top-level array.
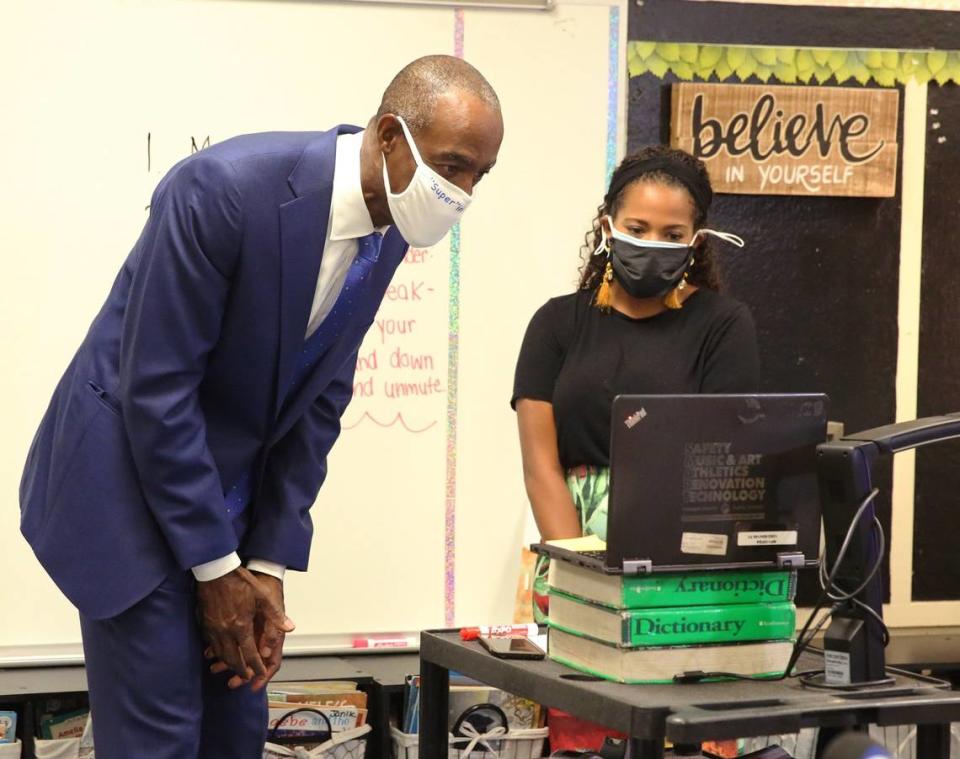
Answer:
[{"left": 536, "top": 393, "right": 828, "bottom": 574}]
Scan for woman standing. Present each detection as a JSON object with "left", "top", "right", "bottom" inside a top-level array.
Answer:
[{"left": 512, "top": 146, "right": 759, "bottom": 618}]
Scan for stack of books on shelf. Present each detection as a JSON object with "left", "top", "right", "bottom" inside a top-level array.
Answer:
[
  {"left": 267, "top": 680, "right": 369, "bottom": 744},
  {"left": 546, "top": 559, "right": 798, "bottom": 683}
]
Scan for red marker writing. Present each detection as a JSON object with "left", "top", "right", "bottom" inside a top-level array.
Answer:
[{"left": 460, "top": 623, "right": 538, "bottom": 641}]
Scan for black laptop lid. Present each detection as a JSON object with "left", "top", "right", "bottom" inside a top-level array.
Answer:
[{"left": 606, "top": 394, "right": 827, "bottom": 572}]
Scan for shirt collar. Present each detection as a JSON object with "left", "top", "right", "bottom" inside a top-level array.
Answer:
[{"left": 330, "top": 130, "right": 384, "bottom": 241}]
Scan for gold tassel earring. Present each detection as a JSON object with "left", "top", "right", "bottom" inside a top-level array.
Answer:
[
  {"left": 663, "top": 273, "right": 688, "bottom": 310},
  {"left": 663, "top": 258, "right": 694, "bottom": 310},
  {"left": 595, "top": 261, "right": 614, "bottom": 310}
]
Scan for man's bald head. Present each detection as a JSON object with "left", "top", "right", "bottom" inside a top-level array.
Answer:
[{"left": 376, "top": 55, "right": 501, "bottom": 133}]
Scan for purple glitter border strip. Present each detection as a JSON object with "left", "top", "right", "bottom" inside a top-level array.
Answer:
[
  {"left": 445, "top": 8, "right": 465, "bottom": 628},
  {"left": 607, "top": 5, "right": 620, "bottom": 188},
  {"left": 454, "top": 8, "right": 465, "bottom": 58}
]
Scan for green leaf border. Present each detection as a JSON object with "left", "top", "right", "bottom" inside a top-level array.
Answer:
[{"left": 628, "top": 42, "right": 960, "bottom": 86}]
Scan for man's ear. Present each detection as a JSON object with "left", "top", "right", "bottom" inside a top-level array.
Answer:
[{"left": 375, "top": 114, "right": 402, "bottom": 156}]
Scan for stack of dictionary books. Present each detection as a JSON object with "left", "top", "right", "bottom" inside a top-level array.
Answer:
[{"left": 547, "top": 558, "right": 796, "bottom": 683}]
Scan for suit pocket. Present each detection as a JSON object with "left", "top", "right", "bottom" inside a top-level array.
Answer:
[
  {"left": 40, "top": 381, "right": 141, "bottom": 533},
  {"left": 86, "top": 380, "right": 122, "bottom": 415}
]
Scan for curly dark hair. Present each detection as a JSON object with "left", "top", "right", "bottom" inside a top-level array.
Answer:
[{"left": 578, "top": 145, "right": 722, "bottom": 293}]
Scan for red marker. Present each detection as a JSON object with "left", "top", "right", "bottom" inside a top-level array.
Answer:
[
  {"left": 352, "top": 636, "right": 417, "bottom": 649},
  {"left": 460, "top": 623, "right": 538, "bottom": 641}
]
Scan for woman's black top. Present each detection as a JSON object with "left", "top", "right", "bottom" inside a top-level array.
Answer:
[{"left": 511, "top": 288, "right": 760, "bottom": 469}]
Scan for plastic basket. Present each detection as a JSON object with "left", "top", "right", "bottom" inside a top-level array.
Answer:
[
  {"left": 33, "top": 739, "right": 94, "bottom": 759},
  {"left": 390, "top": 726, "right": 548, "bottom": 759},
  {"left": 264, "top": 723, "right": 371, "bottom": 759}
]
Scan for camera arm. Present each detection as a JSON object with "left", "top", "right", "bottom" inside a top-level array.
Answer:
[{"left": 816, "top": 414, "right": 960, "bottom": 684}]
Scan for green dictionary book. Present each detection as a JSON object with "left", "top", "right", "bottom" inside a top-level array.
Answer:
[
  {"left": 548, "top": 627, "right": 793, "bottom": 684},
  {"left": 548, "top": 559, "right": 796, "bottom": 609},
  {"left": 549, "top": 592, "right": 796, "bottom": 647}
]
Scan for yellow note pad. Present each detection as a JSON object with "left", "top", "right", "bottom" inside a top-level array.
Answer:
[{"left": 545, "top": 535, "right": 607, "bottom": 552}]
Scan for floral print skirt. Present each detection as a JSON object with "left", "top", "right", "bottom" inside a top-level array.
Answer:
[{"left": 532, "top": 465, "right": 610, "bottom": 623}]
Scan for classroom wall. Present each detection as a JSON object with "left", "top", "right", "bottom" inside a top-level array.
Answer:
[
  {"left": 6, "top": 0, "right": 956, "bottom": 654},
  {"left": 0, "top": 0, "right": 625, "bottom": 649}
]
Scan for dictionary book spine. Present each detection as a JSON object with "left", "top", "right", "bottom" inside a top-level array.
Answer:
[
  {"left": 619, "top": 568, "right": 796, "bottom": 609},
  {"left": 548, "top": 592, "right": 796, "bottom": 647},
  {"left": 548, "top": 559, "right": 796, "bottom": 609}
]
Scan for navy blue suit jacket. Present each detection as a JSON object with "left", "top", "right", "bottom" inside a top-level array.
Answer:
[{"left": 20, "top": 125, "right": 408, "bottom": 619}]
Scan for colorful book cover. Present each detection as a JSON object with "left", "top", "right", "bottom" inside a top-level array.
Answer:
[
  {"left": 267, "top": 690, "right": 368, "bottom": 710},
  {"left": 269, "top": 681, "right": 360, "bottom": 692},
  {"left": 402, "top": 674, "right": 420, "bottom": 734},
  {"left": 268, "top": 705, "right": 364, "bottom": 733},
  {"left": 40, "top": 709, "right": 89, "bottom": 740},
  {"left": 548, "top": 559, "right": 796, "bottom": 609},
  {"left": 549, "top": 592, "right": 796, "bottom": 647},
  {"left": 0, "top": 711, "right": 16, "bottom": 744},
  {"left": 448, "top": 687, "right": 540, "bottom": 730}
]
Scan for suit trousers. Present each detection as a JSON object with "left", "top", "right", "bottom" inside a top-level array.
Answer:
[{"left": 79, "top": 513, "right": 267, "bottom": 758}]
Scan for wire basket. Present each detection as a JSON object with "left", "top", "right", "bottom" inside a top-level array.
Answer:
[
  {"left": 390, "top": 726, "right": 548, "bottom": 759},
  {"left": 264, "top": 724, "right": 371, "bottom": 759}
]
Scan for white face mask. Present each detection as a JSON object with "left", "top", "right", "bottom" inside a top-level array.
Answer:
[{"left": 382, "top": 115, "right": 473, "bottom": 248}]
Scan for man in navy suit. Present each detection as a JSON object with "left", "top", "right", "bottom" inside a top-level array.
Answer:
[{"left": 19, "top": 55, "right": 502, "bottom": 758}]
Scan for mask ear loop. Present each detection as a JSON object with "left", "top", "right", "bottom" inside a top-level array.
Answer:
[
  {"left": 393, "top": 114, "right": 426, "bottom": 168},
  {"left": 592, "top": 216, "right": 611, "bottom": 256},
  {"left": 693, "top": 229, "right": 745, "bottom": 248},
  {"left": 394, "top": 113, "right": 475, "bottom": 202}
]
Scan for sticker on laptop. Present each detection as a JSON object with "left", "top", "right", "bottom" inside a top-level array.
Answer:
[
  {"left": 680, "top": 532, "right": 728, "bottom": 556},
  {"left": 737, "top": 530, "right": 798, "bottom": 547}
]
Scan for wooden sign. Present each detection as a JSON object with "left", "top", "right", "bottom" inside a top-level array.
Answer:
[{"left": 670, "top": 83, "right": 900, "bottom": 197}]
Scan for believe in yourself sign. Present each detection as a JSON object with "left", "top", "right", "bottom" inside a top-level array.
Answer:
[{"left": 671, "top": 82, "right": 900, "bottom": 197}]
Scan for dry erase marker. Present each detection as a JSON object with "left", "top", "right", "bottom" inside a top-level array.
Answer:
[
  {"left": 460, "top": 623, "right": 538, "bottom": 641},
  {"left": 352, "top": 636, "right": 417, "bottom": 649}
]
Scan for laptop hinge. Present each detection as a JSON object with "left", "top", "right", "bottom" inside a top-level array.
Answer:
[
  {"left": 622, "top": 559, "right": 653, "bottom": 574},
  {"left": 776, "top": 551, "right": 805, "bottom": 569}
]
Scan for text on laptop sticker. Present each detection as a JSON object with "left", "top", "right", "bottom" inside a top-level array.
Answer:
[
  {"left": 737, "top": 530, "right": 798, "bottom": 547},
  {"left": 681, "top": 532, "right": 729, "bottom": 556}
]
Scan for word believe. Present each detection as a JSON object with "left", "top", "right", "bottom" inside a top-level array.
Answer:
[{"left": 692, "top": 93, "right": 882, "bottom": 163}]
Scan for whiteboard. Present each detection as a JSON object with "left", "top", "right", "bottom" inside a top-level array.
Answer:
[{"left": 0, "top": 0, "right": 620, "bottom": 649}]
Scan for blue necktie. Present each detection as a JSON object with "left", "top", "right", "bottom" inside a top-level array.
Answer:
[
  {"left": 224, "top": 230, "right": 383, "bottom": 516},
  {"left": 284, "top": 231, "right": 382, "bottom": 397}
]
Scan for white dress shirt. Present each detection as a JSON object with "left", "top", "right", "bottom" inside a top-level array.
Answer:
[{"left": 193, "top": 130, "right": 381, "bottom": 582}]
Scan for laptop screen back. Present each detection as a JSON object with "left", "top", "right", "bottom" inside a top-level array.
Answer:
[{"left": 606, "top": 394, "right": 827, "bottom": 571}]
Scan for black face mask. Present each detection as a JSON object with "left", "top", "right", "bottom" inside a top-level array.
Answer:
[{"left": 608, "top": 236, "right": 693, "bottom": 300}]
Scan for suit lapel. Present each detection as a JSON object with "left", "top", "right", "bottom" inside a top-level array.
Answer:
[{"left": 275, "top": 125, "right": 362, "bottom": 414}]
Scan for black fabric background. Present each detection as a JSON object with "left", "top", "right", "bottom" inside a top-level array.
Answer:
[{"left": 622, "top": 0, "right": 932, "bottom": 600}]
